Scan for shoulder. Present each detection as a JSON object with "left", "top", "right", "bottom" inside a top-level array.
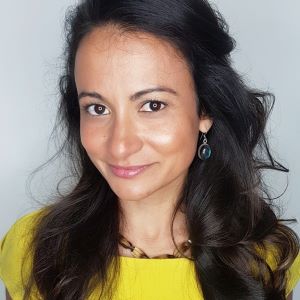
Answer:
[
  {"left": 0, "top": 209, "right": 44, "bottom": 254},
  {"left": 262, "top": 244, "right": 300, "bottom": 297},
  {"left": 0, "top": 208, "right": 47, "bottom": 299},
  {"left": 286, "top": 250, "right": 300, "bottom": 296}
]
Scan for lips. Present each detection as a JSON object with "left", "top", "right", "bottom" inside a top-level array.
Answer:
[{"left": 109, "top": 164, "right": 152, "bottom": 178}]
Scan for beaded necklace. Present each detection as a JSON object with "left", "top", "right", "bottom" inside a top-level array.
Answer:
[{"left": 118, "top": 233, "right": 192, "bottom": 258}]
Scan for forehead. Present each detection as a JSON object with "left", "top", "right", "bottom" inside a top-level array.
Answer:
[{"left": 74, "top": 24, "right": 194, "bottom": 91}]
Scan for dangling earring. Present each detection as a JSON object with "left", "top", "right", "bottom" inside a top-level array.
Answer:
[{"left": 198, "top": 132, "right": 212, "bottom": 160}]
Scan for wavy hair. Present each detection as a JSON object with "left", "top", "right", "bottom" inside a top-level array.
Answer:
[{"left": 23, "top": 0, "right": 299, "bottom": 299}]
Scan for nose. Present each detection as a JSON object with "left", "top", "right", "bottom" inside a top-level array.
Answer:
[{"left": 107, "top": 114, "right": 143, "bottom": 162}]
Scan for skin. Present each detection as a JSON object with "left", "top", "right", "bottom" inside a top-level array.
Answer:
[
  {"left": 5, "top": 25, "right": 294, "bottom": 300},
  {"left": 74, "top": 24, "right": 213, "bottom": 257}
]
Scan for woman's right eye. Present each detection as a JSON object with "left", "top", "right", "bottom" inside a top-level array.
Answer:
[{"left": 84, "top": 104, "right": 109, "bottom": 116}]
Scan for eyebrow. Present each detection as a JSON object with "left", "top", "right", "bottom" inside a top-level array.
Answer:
[{"left": 78, "top": 86, "right": 178, "bottom": 102}]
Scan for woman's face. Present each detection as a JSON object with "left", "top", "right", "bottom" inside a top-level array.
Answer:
[{"left": 75, "top": 25, "right": 212, "bottom": 202}]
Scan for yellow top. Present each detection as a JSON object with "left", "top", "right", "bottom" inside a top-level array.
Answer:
[{"left": 0, "top": 209, "right": 299, "bottom": 300}]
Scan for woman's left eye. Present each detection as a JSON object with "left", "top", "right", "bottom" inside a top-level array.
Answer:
[{"left": 140, "top": 100, "right": 167, "bottom": 112}]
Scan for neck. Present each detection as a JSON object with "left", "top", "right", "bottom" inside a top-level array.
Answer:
[{"left": 118, "top": 197, "right": 189, "bottom": 257}]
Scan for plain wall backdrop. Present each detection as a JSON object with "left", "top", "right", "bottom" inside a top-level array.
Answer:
[{"left": 0, "top": 0, "right": 299, "bottom": 298}]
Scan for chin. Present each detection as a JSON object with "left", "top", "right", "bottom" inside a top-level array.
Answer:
[{"left": 108, "top": 182, "right": 158, "bottom": 202}]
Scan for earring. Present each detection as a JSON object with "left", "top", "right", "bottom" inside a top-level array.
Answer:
[{"left": 198, "top": 132, "right": 211, "bottom": 160}]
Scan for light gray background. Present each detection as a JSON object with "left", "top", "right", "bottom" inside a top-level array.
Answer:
[{"left": 0, "top": 0, "right": 299, "bottom": 298}]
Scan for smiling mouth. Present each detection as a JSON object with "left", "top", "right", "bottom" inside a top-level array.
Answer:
[{"left": 109, "top": 163, "right": 153, "bottom": 178}]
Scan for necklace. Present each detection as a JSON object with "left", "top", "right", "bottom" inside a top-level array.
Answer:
[{"left": 118, "top": 233, "right": 192, "bottom": 259}]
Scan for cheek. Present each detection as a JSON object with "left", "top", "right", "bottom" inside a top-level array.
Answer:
[
  {"left": 80, "top": 122, "right": 105, "bottom": 157},
  {"left": 79, "top": 112, "right": 199, "bottom": 165},
  {"left": 147, "top": 117, "right": 199, "bottom": 160}
]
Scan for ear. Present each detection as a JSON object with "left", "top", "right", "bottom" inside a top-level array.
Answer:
[{"left": 198, "top": 115, "right": 213, "bottom": 133}]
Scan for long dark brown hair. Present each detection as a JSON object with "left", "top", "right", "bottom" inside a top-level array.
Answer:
[{"left": 22, "top": 0, "right": 299, "bottom": 299}]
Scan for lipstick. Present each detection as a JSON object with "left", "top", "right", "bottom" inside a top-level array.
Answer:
[{"left": 109, "top": 164, "right": 151, "bottom": 178}]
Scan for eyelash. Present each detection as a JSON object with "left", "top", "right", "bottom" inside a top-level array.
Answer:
[{"left": 81, "top": 100, "right": 168, "bottom": 116}]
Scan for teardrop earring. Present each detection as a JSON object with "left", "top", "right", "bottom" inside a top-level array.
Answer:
[{"left": 197, "top": 132, "right": 212, "bottom": 160}]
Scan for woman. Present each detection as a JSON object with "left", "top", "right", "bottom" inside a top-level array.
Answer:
[{"left": 0, "top": 0, "right": 299, "bottom": 299}]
